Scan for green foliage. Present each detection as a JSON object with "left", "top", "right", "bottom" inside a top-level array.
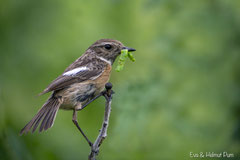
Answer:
[{"left": 1, "top": 0, "right": 240, "bottom": 160}]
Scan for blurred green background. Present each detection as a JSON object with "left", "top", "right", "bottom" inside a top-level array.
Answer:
[{"left": 1, "top": 0, "right": 240, "bottom": 159}]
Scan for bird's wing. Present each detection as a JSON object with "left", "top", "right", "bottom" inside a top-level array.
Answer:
[{"left": 39, "top": 65, "right": 104, "bottom": 95}]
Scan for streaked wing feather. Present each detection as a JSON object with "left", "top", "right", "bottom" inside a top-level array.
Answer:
[{"left": 40, "top": 69, "right": 103, "bottom": 95}]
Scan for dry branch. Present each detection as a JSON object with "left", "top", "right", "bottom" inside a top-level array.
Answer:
[{"left": 84, "top": 82, "right": 113, "bottom": 160}]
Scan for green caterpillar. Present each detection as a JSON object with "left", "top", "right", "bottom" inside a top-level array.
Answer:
[{"left": 115, "top": 49, "right": 135, "bottom": 72}]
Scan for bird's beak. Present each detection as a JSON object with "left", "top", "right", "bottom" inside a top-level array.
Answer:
[{"left": 122, "top": 47, "right": 136, "bottom": 52}]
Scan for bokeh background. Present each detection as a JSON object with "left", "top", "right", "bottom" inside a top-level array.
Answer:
[{"left": 1, "top": 0, "right": 240, "bottom": 159}]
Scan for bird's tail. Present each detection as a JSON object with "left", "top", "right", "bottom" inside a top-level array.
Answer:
[{"left": 20, "top": 96, "right": 62, "bottom": 135}]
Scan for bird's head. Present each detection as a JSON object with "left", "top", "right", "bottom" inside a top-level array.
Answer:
[{"left": 87, "top": 39, "right": 136, "bottom": 65}]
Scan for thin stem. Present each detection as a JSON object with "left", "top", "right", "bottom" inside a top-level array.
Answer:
[
  {"left": 72, "top": 110, "right": 93, "bottom": 146},
  {"left": 88, "top": 83, "right": 113, "bottom": 160}
]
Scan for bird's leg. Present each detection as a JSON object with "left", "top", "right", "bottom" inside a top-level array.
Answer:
[
  {"left": 77, "top": 90, "right": 115, "bottom": 111},
  {"left": 76, "top": 92, "right": 103, "bottom": 111},
  {"left": 72, "top": 110, "right": 93, "bottom": 146}
]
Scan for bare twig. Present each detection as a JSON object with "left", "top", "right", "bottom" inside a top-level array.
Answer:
[
  {"left": 87, "top": 82, "right": 113, "bottom": 160},
  {"left": 73, "top": 83, "right": 113, "bottom": 159}
]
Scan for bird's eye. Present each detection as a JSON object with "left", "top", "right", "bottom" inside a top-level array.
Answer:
[{"left": 104, "top": 44, "right": 112, "bottom": 50}]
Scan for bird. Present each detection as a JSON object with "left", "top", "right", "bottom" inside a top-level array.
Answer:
[{"left": 20, "top": 39, "right": 136, "bottom": 145}]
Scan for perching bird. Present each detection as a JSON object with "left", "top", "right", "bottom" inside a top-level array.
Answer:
[{"left": 20, "top": 39, "right": 136, "bottom": 145}]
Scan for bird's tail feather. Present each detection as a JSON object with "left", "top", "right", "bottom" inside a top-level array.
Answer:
[{"left": 20, "top": 96, "right": 62, "bottom": 135}]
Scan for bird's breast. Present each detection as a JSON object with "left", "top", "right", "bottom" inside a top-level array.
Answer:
[{"left": 94, "top": 64, "right": 112, "bottom": 94}]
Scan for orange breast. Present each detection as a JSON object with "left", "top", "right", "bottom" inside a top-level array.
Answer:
[{"left": 94, "top": 64, "right": 112, "bottom": 94}]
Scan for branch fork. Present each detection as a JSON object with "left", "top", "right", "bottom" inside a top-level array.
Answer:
[
  {"left": 74, "top": 82, "right": 114, "bottom": 160},
  {"left": 88, "top": 82, "right": 113, "bottom": 160}
]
